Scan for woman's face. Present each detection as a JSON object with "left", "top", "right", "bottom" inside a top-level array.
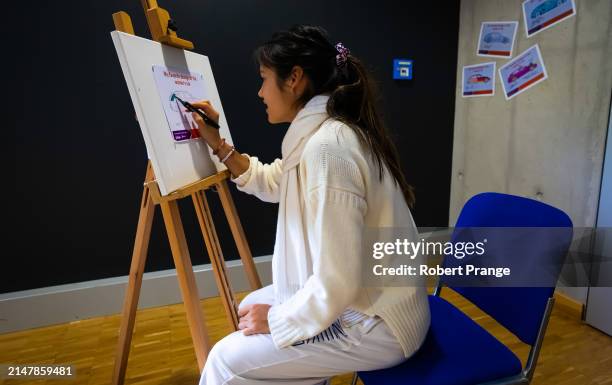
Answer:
[{"left": 258, "top": 65, "right": 304, "bottom": 124}]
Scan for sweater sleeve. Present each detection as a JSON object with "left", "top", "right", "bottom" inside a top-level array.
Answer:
[
  {"left": 267, "top": 144, "right": 367, "bottom": 348},
  {"left": 230, "top": 153, "right": 283, "bottom": 203}
]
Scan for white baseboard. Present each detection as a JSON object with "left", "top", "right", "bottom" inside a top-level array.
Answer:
[{"left": 0, "top": 255, "right": 273, "bottom": 334}]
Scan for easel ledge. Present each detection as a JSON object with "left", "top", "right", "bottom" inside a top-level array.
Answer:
[{"left": 146, "top": 169, "right": 231, "bottom": 203}]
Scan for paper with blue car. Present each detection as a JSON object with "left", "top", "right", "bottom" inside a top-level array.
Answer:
[
  {"left": 477, "top": 21, "right": 518, "bottom": 58},
  {"left": 522, "top": 0, "right": 576, "bottom": 38}
]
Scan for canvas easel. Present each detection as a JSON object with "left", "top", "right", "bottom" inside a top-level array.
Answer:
[{"left": 111, "top": 3, "right": 262, "bottom": 384}]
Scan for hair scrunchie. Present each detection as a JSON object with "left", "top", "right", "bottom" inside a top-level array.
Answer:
[{"left": 335, "top": 42, "right": 350, "bottom": 67}]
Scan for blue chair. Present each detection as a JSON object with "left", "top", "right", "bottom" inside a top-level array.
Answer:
[{"left": 354, "top": 192, "right": 573, "bottom": 385}]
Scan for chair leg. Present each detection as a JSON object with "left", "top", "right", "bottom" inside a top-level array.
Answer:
[{"left": 351, "top": 372, "right": 359, "bottom": 385}]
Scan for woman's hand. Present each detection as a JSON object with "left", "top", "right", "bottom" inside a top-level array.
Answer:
[
  {"left": 237, "top": 303, "right": 271, "bottom": 335},
  {"left": 190, "top": 100, "right": 222, "bottom": 150}
]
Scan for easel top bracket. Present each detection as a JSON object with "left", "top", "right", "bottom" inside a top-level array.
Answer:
[{"left": 113, "top": 0, "right": 194, "bottom": 50}]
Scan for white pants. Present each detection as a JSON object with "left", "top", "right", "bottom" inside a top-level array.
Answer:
[{"left": 199, "top": 285, "right": 407, "bottom": 385}]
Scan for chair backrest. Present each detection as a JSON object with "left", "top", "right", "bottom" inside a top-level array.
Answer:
[{"left": 442, "top": 192, "right": 573, "bottom": 345}]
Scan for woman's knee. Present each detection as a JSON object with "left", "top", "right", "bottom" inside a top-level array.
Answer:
[
  {"left": 206, "top": 332, "right": 247, "bottom": 375},
  {"left": 238, "top": 284, "right": 275, "bottom": 311}
]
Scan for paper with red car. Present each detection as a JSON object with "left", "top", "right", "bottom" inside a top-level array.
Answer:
[
  {"left": 499, "top": 44, "right": 548, "bottom": 100},
  {"left": 462, "top": 62, "right": 496, "bottom": 98}
]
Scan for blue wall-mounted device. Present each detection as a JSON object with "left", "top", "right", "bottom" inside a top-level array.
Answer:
[{"left": 393, "top": 59, "right": 413, "bottom": 80}]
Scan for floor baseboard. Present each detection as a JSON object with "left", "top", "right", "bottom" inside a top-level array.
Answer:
[
  {"left": 554, "top": 290, "right": 585, "bottom": 320},
  {"left": 0, "top": 255, "right": 272, "bottom": 334}
]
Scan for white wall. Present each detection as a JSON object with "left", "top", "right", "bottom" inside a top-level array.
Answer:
[{"left": 450, "top": 0, "right": 612, "bottom": 303}]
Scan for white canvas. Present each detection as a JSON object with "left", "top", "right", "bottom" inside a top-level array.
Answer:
[{"left": 111, "top": 31, "right": 234, "bottom": 196}]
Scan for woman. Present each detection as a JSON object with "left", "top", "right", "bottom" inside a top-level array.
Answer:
[{"left": 193, "top": 25, "right": 430, "bottom": 385}]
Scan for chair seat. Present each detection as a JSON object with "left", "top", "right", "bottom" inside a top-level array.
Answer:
[{"left": 358, "top": 295, "right": 522, "bottom": 385}]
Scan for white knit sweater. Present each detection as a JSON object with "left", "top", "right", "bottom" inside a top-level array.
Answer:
[{"left": 231, "top": 95, "right": 430, "bottom": 358}]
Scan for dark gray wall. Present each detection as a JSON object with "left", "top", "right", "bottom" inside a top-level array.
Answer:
[{"left": 5, "top": 0, "right": 460, "bottom": 293}]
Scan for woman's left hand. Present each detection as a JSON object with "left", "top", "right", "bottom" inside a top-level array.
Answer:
[{"left": 238, "top": 304, "right": 271, "bottom": 335}]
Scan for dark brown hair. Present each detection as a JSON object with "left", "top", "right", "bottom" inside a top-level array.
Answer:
[{"left": 255, "top": 24, "right": 415, "bottom": 208}]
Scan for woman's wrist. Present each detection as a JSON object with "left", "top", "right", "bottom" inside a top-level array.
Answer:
[
  {"left": 220, "top": 146, "right": 235, "bottom": 163},
  {"left": 214, "top": 139, "right": 235, "bottom": 162},
  {"left": 210, "top": 137, "right": 224, "bottom": 154}
]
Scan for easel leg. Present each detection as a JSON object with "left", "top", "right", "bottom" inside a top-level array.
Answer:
[
  {"left": 112, "top": 162, "right": 156, "bottom": 385},
  {"left": 159, "top": 199, "right": 211, "bottom": 371},
  {"left": 192, "top": 190, "right": 240, "bottom": 331},
  {"left": 216, "top": 180, "right": 262, "bottom": 290}
]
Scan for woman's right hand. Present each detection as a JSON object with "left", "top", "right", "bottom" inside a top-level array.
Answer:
[{"left": 190, "top": 100, "right": 222, "bottom": 150}]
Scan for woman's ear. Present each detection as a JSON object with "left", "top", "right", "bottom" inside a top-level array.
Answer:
[{"left": 286, "top": 65, "right": 304, "bottom": 93}]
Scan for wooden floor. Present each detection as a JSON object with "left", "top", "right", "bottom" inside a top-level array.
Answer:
[{"left": 1, "top": 289, "right": 610, "bottom": 385}]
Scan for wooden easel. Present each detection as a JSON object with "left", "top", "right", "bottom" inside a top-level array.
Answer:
[{"left": 111, "top": 3, "right": 262, "bottom": 385}]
